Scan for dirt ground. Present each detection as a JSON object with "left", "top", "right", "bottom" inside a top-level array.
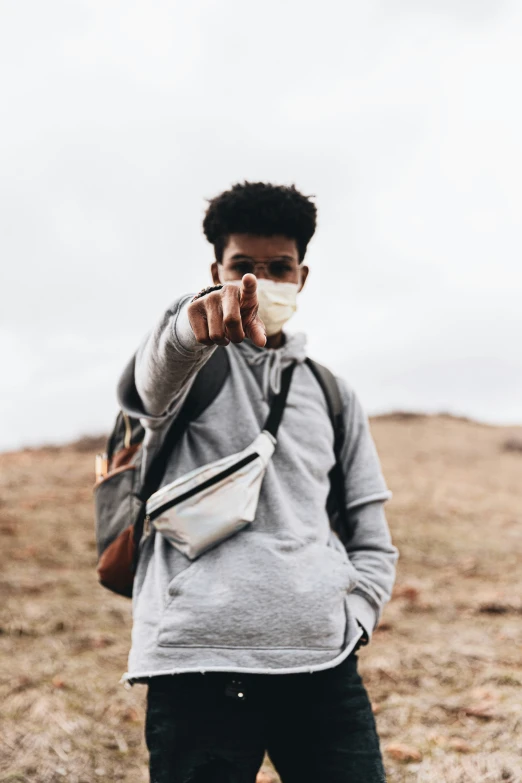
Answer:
[{"left": 1, "top": 414, "right": 521, "bottom": 783}]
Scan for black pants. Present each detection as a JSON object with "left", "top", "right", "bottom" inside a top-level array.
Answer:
[{"left": 145, "top": 652, "right": 387, "bottom": 783}]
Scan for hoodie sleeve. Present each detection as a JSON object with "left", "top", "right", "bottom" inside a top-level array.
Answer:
[
  {"left": 335, "top": 377, "right": 400, "bottom": 641},
  {"left": 116, "top": 295, "right": 217, "bottom": 425}
]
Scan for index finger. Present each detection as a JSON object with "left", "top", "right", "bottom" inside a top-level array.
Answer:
[
  {"left": 239, "top": 273, "right": 258, "bottom": 311},
  {"left": 222, "top": 284, "right": 245, "bottom": 343}
]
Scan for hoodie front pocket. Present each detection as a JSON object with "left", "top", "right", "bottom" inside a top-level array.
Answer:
[{"left": 157, "top": 534, "right": 360, "bottom": 651}]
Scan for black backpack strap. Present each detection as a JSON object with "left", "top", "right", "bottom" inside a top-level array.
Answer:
[
  {"left": 305, "top": 358, "right": 355, "bottom": 546},
  {"left": 131, "top": 348, "right": 230, "bottom": 570},
  {"left": 140, "top": 347, "right": 230, "bottom": 501},
  {"left": 304, "top": 359, "right": 344, "bottom": 453}
]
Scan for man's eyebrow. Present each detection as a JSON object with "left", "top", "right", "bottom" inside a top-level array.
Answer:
[{"left": 229, "top": 254, "right": 296, "bottom": 262}]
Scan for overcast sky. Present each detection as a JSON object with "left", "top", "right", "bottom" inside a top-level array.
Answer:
[{"left": 1, "top": 0, "right": 521, "bottom": 452}]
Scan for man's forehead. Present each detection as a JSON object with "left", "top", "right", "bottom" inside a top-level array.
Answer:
[{"left": 223, "top": 233, "right": 299, "bottom": 260}]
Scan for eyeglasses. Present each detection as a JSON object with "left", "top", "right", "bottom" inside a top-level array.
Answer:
[{"left": 225, "top": 259, "right": 301, "bottom": 281}]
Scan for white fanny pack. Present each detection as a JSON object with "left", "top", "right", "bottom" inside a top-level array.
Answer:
[{"left": 144, "top": 363, "right": 296, "bottom": 560}]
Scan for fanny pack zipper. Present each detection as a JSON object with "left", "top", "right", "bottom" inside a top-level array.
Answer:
[{"left": 146, "top": 451, "right": 260, "bottom": 523}]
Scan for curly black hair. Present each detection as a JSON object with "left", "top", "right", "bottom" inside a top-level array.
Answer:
[{"left": 202, "top": 181, "right": 317, "bottom": 262}]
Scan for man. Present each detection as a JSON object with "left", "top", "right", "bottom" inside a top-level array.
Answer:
[{"left": 117, "top": 181, "right": 399, "bottom": 782}]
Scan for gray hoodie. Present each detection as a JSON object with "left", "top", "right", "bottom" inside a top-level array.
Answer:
[{"left": 117, "top": 294, "right": 399, "bottom": 683}]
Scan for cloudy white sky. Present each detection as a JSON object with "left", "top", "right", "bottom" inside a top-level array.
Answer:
[{"left": 1, "top": 0, "right": 521, "bottom": 452}]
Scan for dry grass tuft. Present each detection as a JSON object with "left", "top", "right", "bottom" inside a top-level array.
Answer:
[
  {"left": 502, "top": 437, "right": 522, "bottom": 454},
  {"left": 1, "top": 415, "right": 521, "bottom": 782}
]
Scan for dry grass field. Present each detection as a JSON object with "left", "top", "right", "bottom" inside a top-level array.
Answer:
[{"left": 1, "top": 414, "right": 521, "bottom": 782}]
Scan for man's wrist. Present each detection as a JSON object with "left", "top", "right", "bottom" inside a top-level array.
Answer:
[
  {"left": 355, "top": 619, "right": 370, "bottom": 649},
  {"left": 346, "top": 593, "right": 377, "bottom": 643},
  {"left": 191, "top": 284, "right": 224, "bottom": 302}
]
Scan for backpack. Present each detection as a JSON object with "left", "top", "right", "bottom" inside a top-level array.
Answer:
[{"left": 93, "top": 348, "right": 351, "bottom": 598}]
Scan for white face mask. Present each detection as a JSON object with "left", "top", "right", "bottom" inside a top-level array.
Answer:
[{"left": 255, "top": 278, "right": 299, "bottom": 337}]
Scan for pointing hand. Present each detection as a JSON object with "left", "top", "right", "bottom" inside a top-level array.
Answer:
[{"left": 187, "top": 274, "right": 267, "bottom": 348}]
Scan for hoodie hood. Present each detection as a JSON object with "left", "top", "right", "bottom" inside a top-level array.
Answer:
[{"left": 235, "top": 331, "right": 308, "bottom": 399}]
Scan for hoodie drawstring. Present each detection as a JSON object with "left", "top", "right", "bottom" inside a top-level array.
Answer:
[
  {"left": 246, "top": 350, "right": 285, "bottom": 397},
  {"left": 239, "top": 332, "right": 308, "bottom": 400}
]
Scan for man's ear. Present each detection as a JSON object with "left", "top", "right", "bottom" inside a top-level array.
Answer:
[
  {"left": 297, "top": 265, "right": 309, "bottom": 293},
  {"left": 211, "top": 261, "right": 221, "bottom": 285}
]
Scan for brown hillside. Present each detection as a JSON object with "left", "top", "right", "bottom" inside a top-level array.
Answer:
[{"left": 1, "top": 416, "right": 521, "bottom": 782}]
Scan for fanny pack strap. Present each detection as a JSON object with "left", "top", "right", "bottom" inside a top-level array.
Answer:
[{"left": 262, "top": 362, "right": 296, "bottom": 439}]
